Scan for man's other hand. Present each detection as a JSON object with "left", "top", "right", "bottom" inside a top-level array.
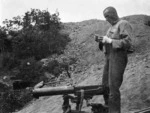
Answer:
[{"left": 102, "top": 36, "right": 112, "bottom": 44}]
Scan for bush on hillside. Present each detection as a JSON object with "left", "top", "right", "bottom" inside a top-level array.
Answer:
[
  {"left": 43, "top": 57, "right": 77, "bottom": 78},
  {"left": 0, "top": 90, "right": 32, "bottom": 113},
  {"left": 0, "top": 29, "right": 11, "bottom": 53},
  {"left": 0, "top": 9, "right": 72, "bottom": 112},
  {"left": 1, "top": 53, "right": 20, "bottom": 70},
  {"left": 0, "top": 8, "right": 71, "bottom": 84},
  {"left": 15, "top": 57, "right": 45, "bottom": 85},
  {"left": 2, "top": 9, "right": 70, "bottom": 61}
]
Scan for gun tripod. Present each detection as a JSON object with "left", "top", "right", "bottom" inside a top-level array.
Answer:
[{"left": 62, "top": 94, "right": 108, "bottom": 113}]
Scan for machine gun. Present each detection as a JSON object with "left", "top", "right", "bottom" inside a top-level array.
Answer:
[
  {"left": 12, "top": 80, "right": 108, "bottom": 113},
  {"left": 32, "top": 82, "right": 108, "bottom": 113}
]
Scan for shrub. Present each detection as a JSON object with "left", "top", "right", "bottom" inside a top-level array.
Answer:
[
  {"left": 2, "top": 9, "right": 70, "bottom": 60},
  {"left": 1, "top": 53, "right": 20, "bottom": 70},
  {"left": 0, "top": 90, "right": 32, "bottom": 113},
  {"left": 0, "top": 9, "right": 72, "bottom": 112},
  {"left": 16, "top": 57, "right": 45, "bottom": 85}
]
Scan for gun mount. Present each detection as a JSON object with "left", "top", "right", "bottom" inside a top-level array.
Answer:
[{"left": 32, "top": 84, "right": 108, "bottom": 113}]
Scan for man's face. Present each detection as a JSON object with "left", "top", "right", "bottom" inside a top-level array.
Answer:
[
  {"left": 103, "top": 8, "right": 118, "bottom": 25},
  {"left": 104, "top": 10, "right": 114, "bottom": 25}
]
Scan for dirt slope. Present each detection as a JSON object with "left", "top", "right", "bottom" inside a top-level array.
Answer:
[{"left": 16, "top": 15, "right": 150, "bottom": 113}]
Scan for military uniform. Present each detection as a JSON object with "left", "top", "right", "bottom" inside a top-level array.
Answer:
[{"left": 102, "top": 19, "right": 132, "bottom": 113}]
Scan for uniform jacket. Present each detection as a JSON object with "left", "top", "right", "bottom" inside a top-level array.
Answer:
[{"left": 103, "top": 19, "right": 133, "bottom": 57}]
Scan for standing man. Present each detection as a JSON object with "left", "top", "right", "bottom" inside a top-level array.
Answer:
[{"left": 95, "top": 6, "right": 133, "bottom": 113}]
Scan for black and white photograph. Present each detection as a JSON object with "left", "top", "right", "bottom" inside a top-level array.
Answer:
[{"left": 0, "top": 0, "right": 150, "bottom": 113}]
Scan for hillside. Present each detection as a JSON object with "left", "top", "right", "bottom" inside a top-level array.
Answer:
[{"left": 16, "top": 15, "right": 150, "bottom": 113}]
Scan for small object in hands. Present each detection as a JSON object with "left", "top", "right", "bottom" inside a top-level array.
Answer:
[
  {"left": 94, "top": 34, "right": 103, "bottom": 42},
  {"left": 95, "top": 35, "right": 99, "bottom": 42}
]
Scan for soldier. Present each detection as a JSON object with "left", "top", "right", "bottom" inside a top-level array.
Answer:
[{"left": 95, "top": 6, "right": 133, "bottom": 113}]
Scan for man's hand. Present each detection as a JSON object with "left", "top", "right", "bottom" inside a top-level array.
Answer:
[
  {"left": 102, "top": 36, "right": 112, "bottom": 44},
  {"left": 94, "top": 34, "right": 112, "bottom": 44}
]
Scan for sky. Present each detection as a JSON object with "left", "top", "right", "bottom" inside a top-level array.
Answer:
[{"left": 0, "top": 0, "right": 150, "bottom": 25}]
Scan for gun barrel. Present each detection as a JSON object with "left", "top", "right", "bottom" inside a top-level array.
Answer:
[
  {"left": 32, "top": 85, "right": 105, "bottom": 97},
  {"left": 32, "top": 86, "right": 74, "bottom": 97}
]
